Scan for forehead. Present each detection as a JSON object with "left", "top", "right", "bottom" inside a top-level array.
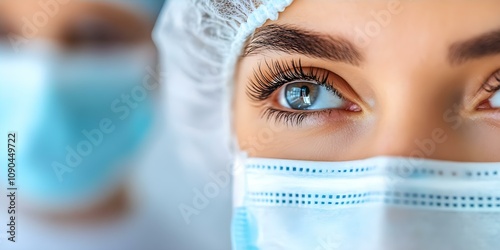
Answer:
[
  {"left": 269, "top": 0, "right": 500, "bottom": 62},
  {"left": 275, "top": 0, "right": 500, "bottom": 35}
]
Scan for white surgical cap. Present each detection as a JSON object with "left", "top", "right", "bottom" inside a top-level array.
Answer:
[
  {"left": 155, "top": 0, "right": 294, "bottom": 147},
  {"left": 159, "top": 0, "right": 292, "bottom": 83},
  {"left": 152, "top": 0, "right": 294, "bottom": 249},
  {"left": 155, "top": 0, "right": 295, "bottom": 182}
]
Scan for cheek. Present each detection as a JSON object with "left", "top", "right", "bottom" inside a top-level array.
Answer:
[
  {"left": 462, "top": 121, "right": 500, "bottom": 161},
  {"left": 236, "top": 117, "right": 370, "bottom": 160}
]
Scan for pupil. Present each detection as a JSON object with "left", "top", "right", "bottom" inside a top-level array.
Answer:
[
  {"left": 300, "top": 86, "right": 310, "bottom": 97},
  {"left": 285, "top": 83, "right": 318, "bottom": 110},
  {"left": 300, "top": 86, "right": 312, "bottom": 105}
]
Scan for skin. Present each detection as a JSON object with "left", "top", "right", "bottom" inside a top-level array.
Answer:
[
  {"left": 234, "top": 0, "right": 500, "bottom": 162},
  {"left": 0, "top": 1, "right": 156, "bottom": 221}
]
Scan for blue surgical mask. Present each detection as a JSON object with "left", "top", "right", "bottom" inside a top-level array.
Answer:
[
  {"left": 0, "top": 44, "right": 157, "bottom": 210},
  {"left": 232, "top": 155, "right": 500, "bottom": 250}
]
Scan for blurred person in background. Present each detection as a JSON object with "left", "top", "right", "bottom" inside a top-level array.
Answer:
[{"left": 0, "top": 0, "right": 167, "bottom": 249}]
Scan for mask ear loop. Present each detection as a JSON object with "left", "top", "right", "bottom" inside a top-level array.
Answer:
[{"left": 231, "top": 140, "right": 248, "bottom": 209}]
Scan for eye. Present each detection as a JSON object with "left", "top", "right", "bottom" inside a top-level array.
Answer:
[
  {"left": 489, "top": 89, "right": 500, "bottom": 108},
  {"left": 61, "top": 17, "right": 134, "bottom": 51},
  {"left": 477, "top": 71, "right": 500, "bottom": 110},
  {"left": 278, "top": 81, "right": 347, "bottom": 110},
  {"left": 0, "top": 19, "right": 10, "bottom": 43},
  {"left": 247, "top": 59, "right": 362, "bottom": 126}
]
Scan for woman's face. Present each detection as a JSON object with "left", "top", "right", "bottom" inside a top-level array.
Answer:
[
  {"left": 234, "top": 0, "right": 500, "bottom": 162},
  {"left": 0, "top": 0, "right": 154, "bottom": 51}
]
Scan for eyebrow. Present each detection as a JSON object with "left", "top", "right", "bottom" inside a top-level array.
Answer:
[
  {"left": 243, "top": 24, "right": 363, "bottom": 66},
  {"left": 449, "top": 29, "right": 500, "bottom": 65}
]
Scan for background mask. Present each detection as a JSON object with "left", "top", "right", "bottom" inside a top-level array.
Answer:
[{"left": 0, "top": 43, "right": 157, "bottom": 211}]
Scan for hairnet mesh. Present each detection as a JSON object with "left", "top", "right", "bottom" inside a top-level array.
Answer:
[
  {"left": 152, "top": 2, "right": 294, "bottom": 248},
  {"left": 159, "top": 0, "right": 293, "bottom": 83},
  {"left": 155, "top": 0, "right": 293, "bottom": 149}
]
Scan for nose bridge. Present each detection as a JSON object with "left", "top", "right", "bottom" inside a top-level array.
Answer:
[{"left": 368, "top": 79, "right": 455, "bottom": 159}]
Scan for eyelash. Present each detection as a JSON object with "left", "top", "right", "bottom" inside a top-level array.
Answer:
[
  {"left": 482, "top": 73, "right": 500, "bottom": 93},
  {"left": 247, "top": 59, "right": 343, "bottom": 126}
]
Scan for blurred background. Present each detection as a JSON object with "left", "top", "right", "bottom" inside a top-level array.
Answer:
[{"left": 0, "top": 0, "right": 232, "bottom": 249}]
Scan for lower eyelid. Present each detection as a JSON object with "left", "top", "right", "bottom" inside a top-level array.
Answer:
[
  {"left": 262, "top": 108, "right": 310, "bottom": 126},
  {"left": 261, "top": 107, "right": 354, "bottom": 127}
]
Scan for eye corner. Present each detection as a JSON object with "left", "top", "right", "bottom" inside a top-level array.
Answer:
[
  {"left": 476, "top": 99, "right": 493, "bottom": 111},
  {"left": 469, "top": 69, "right": 500, "bottom": 111}
]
